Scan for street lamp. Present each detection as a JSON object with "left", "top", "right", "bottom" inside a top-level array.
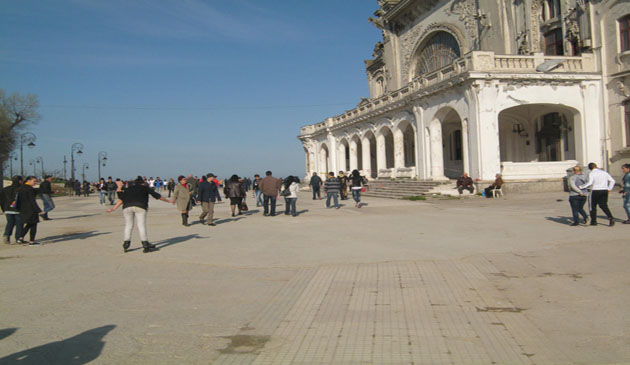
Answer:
[
  {"left": 36, "top": 156, "right": 44, "bottom": 177},
  {"left": 71, "top": 143, "right": 84, "bottom": 181},
  {"left": 19, "top": 132, "right": 36, "bottom": 176},
  {"left": 63, "top": 156, "right": 67, "bottom": 180},
  {"left": 8, "top": 152, "right": 17, "bottom": 177},
  {"left": 28, "top": 159, "right": 36, "bottom": 176},
  {"left": 97, "top": 151, "right": 108, "bottom": 180},
  {"left": 82, "top": 162, "right": 89, "bottom": 183}
]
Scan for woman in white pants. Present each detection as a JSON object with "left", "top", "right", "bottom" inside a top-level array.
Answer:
[{"left": 107, "top": 176, "right": 172, "bottom": 253}]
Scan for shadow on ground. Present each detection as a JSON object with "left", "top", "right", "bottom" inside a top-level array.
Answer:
[
  {"left": 0, "top": 325, "right": 115, "bottom": 365},
  {"left": 0, "top": 328, "right": 17, "bottom": 341},
  {"left": 40, "top": 231, "right": 111, "bottom": 244},
  {"left": 53, "top": 214, "right": 101, "bottom": 220},
  {"left": 545, "top": 216, "right": 573, "bottom": 225},
  {"left": 126, "top": 234, "right": 204, "bottom": 252}
]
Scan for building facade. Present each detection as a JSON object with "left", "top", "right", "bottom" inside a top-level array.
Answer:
[{"left": 298, "top": 0, "right": 630, "bottom": 186}]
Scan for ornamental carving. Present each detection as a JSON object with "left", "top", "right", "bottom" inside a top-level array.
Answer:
[
  {"left": 400, "top": 23, "right": 466, "bottom": 81},
  {"left": 444, "top": 0, "right": 478, "bottom": 41},
  {"left": 530, "top": 0, "right": 543, "bottom": 52}
]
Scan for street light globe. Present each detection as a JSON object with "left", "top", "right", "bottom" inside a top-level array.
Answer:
[
  {"left": 27, "top": 142, "right": 35, "bottom": 148},
  {"left": 77, "top": 150, "right": 83, "bottom": 155}
]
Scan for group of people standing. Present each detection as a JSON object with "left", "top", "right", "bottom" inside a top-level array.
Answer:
[
  {"left": 0, "top": 175, "right": 55, "bottom": 245},
  {"left": 308, "top": 170, "right": 367, "bottom": 209}
]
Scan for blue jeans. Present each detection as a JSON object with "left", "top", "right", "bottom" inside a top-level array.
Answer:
[
  {"left": 569, "top": 195, "right": 588, "bottom": 223},
  {"left": 255, "top": 190, "right": 263, "bottom": 206},
  {"left": 41, "top": 194, "right": 55, "bottom": 213},
  {"left": 624, "top": 193, "right": 630, "bottom": 220},
  {"left": 312, "top": 186, "right": 321, "bottom": 199},
  {"left": 98, "top": 191, "right": 107, "bottom": 205},
  {"left": 285, "top": 197, "right": 297, "bottom": 216},
  {"left": 352, "top": 189, "right": 361, "bottom": 203},
  {"left": 107, "top": 191, "right": 116, "bottom": 205},
  {"left": 326, "top": 192, "right": 339, "bottom": 208},
  {"left": 263, "top": 195, "right": 277, "bottom": 216},
  {"left": 4, "top": 214, "right": 22, "bottom": 239}
]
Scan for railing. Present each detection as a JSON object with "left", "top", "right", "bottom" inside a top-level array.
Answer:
[{"left": 300, "top": 51, "right": 597, "bottom": 136}]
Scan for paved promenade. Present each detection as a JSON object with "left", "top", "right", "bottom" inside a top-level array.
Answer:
[{"left": 0, "top": 191, "right": 628, "bottom": 364}]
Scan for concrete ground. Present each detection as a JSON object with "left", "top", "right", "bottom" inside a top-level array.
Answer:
[{"left": 0, "top": 191, "right": 628, "bottom": 364}]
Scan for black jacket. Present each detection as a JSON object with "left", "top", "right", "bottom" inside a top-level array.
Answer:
[
  {"left": 18, "top": 184, "right": 42, "bottom": 224},
  {"left": 197, "top": 180, "right": 221, "bottom": 203},
  {"left": 224, "top": 181, "right": 245, "bottom": 198},
  {"left": 119, "top": 184, "right": 162, "bottom": 210},
  {"left": 309, "top": 175, "right": 322, "bottom": 188},
  {"left": 39, "top": 180, "right": 53, "bottom": 195},
  {"left": 0, "top": 183, "right": 21, "bottom": 213}
]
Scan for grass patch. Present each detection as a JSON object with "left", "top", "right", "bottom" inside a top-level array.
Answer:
[{"left": 402, "top": 195, "right": 426, "bottom": 201}]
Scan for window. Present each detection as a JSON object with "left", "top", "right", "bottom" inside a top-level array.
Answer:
[
  {"left": 625, "top": 104, "right": 630, "bottom": 147},
  {"left": 620, "top": 15, "right": 630, "bottom": 52},
  {"left": 545, "top": 28, "right": 564, "bottom": 55},
  {"left": 543, "top": 0, "right": 559, "bottom": 21},
  {"left": 415, "top": 31, "right": 461, "bottom": 75}
]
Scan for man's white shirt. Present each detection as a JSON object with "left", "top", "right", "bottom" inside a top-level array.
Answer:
[{"left": 579, "top": 168, "right": 615, "bottom": 191}]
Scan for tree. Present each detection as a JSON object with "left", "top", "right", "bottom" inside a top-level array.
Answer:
[{"left": 0, "top": 89, "right": 41, "bottom": 189}]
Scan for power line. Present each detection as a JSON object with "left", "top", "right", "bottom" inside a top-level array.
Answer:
[{"left": 40, "top": 102, "right": 356, "bottom": 111}]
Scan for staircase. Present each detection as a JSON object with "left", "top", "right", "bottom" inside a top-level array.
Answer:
[{"left": 362, "top": 179, "right": 451, "bottom": 199}]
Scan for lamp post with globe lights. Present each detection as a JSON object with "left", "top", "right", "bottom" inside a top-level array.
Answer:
[
  {"left": 19, "top": 132, "right": 36, "bottom": 177},
  {"left": 82, "top": 163, "right": 89, "bottom": 183},
  {"left": 8, "top": 152, "right": 17, "bottom": 177},
  {"left": 35, "top": 156, "right": 44, "bottom": 178},
  {"left": 97, "top": 151, "right": 108, "bottom": 180},
  {"left": 70, "top": 143, "right": 84, "bottom": 181}
]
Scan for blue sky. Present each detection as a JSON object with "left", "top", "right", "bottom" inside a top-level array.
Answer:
[{"left": 1, "top": 0, "right": 381, "bottom": 181}]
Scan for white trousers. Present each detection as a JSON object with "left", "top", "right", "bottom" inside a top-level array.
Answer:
[{"left": 123, "top": 206, "right": 148, "bottom": 241}]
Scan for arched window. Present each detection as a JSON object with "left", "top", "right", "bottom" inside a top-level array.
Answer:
[{"left": 415, "top": 31, "right": 461, "bottom": 75}]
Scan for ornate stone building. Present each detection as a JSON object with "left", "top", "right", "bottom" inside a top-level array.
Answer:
[{"left": 298, "top": 0, "right": 630, "bottom": 187}]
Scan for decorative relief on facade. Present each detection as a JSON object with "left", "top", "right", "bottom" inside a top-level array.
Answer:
[
  {"left": 444, "top": 0, "right": 478, "bottom": 42},
  {"left": 400, "top": 23, "right": 465, "bottom": 81},
  {"left": 530, "top": 0, "right": 543, "bottom": 52}
]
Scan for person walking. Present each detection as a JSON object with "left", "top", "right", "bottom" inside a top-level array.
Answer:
[
  {"left": 309, "top": 172, "right": 322, "bottom": 200},
  {"left": 0, "top": 175, "right": 23, "bottom": 244},
  {"left": 283, "top": 176, "right": 300, "bottom": 217},
  {"left": 167, "top": 178, "right": 175, "bottom": 198},
  {"left": 106, "top": 177, "right": 117, "bottom": 205},
  {"left": 173, "top": 175, "right": 193, "bottom": 226},
  {"left": 83, "top": 180, "right": 91, "bottom": 197},
  {"left": 579, "top": 162, "right": 616, "bottom": 226},
  {"left": 17, "top": 176, "right": 43, "bottom": 245},
  {"left": 350, "top": 169, "right": 367, "bottom": 208},
  {"left": 224, "top": 175, "right": 246, "bottom": 217},
  {"left": 259, "top": 171, "right": 282, "bottom": 216},
  {"left": 568, "top": 166, "right": 589, "bottom": 226},
  {"left": 197, "top": 174, "right": 222, "bottom": 226},
  {"left": 39, "top": 175, "right": 55, "bottom": 220},
  {"left": 619, "top": 163, "right": 630, "bottom": 224},
  {"left": 338, "top": 171, "right": 348, "bottom": 200},
  {"left": 97, "top": 178, "right": 107, "bottom": 205},
  {"left": 252, "top": 174, "right": 263, "bottom": 207},
  {"left": 187, "top": 174, "right": 199, "bottom": 207},
  {"left": 154, "top": 177, "right": 163, "bottom": 194},
  {"left": 324, "top": 172, "right": 341, "bottom": 209},
  {"left": 106, "top": 176, "right": 171, "bottom": 253},
  {"left": 73, "top": 179, "right": 82, "bottom": 197}
]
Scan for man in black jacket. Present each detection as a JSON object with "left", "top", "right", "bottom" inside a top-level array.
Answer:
[
  {"left": 39, "top": 175, "right": 55, "bottom": 220},
  {"left": 106, "top": 177, "right": 117, "bottom": 205},
  {"left": 0, "top": 176, "right": 23, "bottom": 244},
  {"left": 197, "top": 174, "right": 222, "bottom": 226},
  {"left": 309, "top": 172, "right": 323, "bottom": 200}
]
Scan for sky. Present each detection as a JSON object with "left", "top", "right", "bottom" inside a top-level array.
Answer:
[{"left": 0, "top": 0, "right": 382, "bottom": 181}]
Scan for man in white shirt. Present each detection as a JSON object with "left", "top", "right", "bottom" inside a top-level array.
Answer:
[{"left": 579, "top": 162, "right": 616, "bottom": 226}]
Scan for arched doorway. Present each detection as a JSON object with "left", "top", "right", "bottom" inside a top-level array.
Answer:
[
  {"left": 499, "top": 104, "right": 577, "bottom": 163},
  {"left": 399, "top": 121, "right": 416, "bottom": 167},
  {"left": 441, "top": 109, "right": 464, "bottom": 178},
  {"left": 363, "top": 131, "right": 378, "bottom": 178},
  {"left": 351, "top": 135, "right": 363, "bottom": 171},
  {"left": 378, "top": 126, "right": 395, "bottom": 169},
  {"left": 338, "top": 138, "right": 350, "bottom": 173},
  {"left": 413, "top": 31, "right": 461, "bottom": 76},
  {"left": 319, "top": 144, "right": 329, "bottom": 174}
]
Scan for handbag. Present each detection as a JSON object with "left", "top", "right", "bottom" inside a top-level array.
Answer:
[
  {"left": 361, "top": 187, "right": 366, "bottom": 193},
  {"left": 280, "top": 189, "right": 291, "bottom": 197},
  {"left": 241, "top": 201, "right": 249, "bottom": 211}
]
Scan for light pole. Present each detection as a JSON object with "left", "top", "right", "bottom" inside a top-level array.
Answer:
[
  {"left": 97, "top": 151, "right": 108, "bottom": 180},
  {"left": 63, "top": 156, "right": 68, "bottom": 180},
  {"left": 82, "top": 163, "right": 89, "bottom": 183},
  {"left": 29, "top": 159, "right": 36, "bottom": 176},
  {"left": 71, "top": 143, "right": 84, "bottom": 181},
  {"left": 19, "top": 132, "right": 36, "bottom": 176},
  {"left": 8, "top": 152, "right": 17, "bottom": 177},
  {"left": 36, "top": 156, "right": 44, "bottom": 177}
]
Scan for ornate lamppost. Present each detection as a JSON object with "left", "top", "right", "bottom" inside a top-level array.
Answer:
[
  {"left": 70, "top": 143, "right": 84, "bottom": 181},
  {"left": 82, "top": 163, "right": 89, "bottom": 183},
  {"left": 19, "top": 132, "right": 36, "bottom": 176},
  {"left": 97, "top": 151, "right": 108, "bottom": 180},
  {"left": 28, "top": 159, "right": 36, "bottom": 176},
  {"left": 63, "top": 156, "right": 68, "bottom": 180},
  {"left": 36, "top": 156, "right": 44, "bottom": 177},
  {"left": 8, "top": 152, "right": 17, "bottom": 177}
]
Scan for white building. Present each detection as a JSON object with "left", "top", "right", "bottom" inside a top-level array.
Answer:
[{"left": 298, "top": 0, "right": 630, "bottom": 189}]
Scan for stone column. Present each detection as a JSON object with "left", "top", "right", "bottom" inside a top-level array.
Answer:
[
  {"left": 327, "top": 132, "right": 337, "bottom": 174},
  {"left": 461, "top": 118, "right": 470, "bottom": 174},
  {"left": 376, "top": 133, "right": 387, "bottom": 176},
  {"left": 412, "top": 104, "right": 427, "bottom": 179},
  {"left": 429, "top": 120, "right": 447, "bottom": 180},
  {"left": 349, "top": 139, "right": 358, "bottom": 171},
  {"left": 337, "top": 144, "right": 347, "bottom": 173},
  {"left": 394, "top": 129, "right": 405, "bottom": 169},
  {"left": 361, "top": 136, "right": 372, "bottom": 177}
]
